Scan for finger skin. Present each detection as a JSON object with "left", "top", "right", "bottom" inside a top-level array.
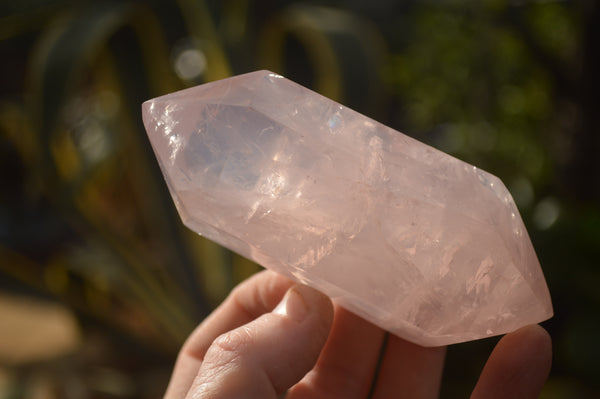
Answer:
[
  {"left": 287, "top": 306, "right": 386, "bottom": 399},
  {"left": 186, "top": 284, "right": 334, "bottom": 398},
  {"left": 471, "top": 325, "right": 552, "bottom": 399},
  {"left": 164, "top": 270, "right": 294, "bottom": 399},
  {"left": 371, "top": 336, "right": 446, "bottom": 399}
]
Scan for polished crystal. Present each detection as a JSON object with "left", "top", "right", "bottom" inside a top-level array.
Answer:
[{"left": 142, "top": 71, "right": 553, "bottom": 346}]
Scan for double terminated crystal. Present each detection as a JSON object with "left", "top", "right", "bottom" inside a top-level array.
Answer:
[{"left": 142, "top": 71, "right": 552, "bottom": 346}]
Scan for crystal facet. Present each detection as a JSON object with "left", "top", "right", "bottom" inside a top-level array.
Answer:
[{"left": 142, "top": 71, "right": 553, "bottom": 346}]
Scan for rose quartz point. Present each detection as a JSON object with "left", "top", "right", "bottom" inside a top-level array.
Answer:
[{"left": 142, "top": 70, "right": 553, "bottom": 346}]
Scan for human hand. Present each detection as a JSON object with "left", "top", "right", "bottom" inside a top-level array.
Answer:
[{"left": 164, "top": 270, "right": 552, "bottom": 398}]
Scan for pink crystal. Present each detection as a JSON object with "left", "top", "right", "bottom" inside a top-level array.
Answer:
[{"left": 142, "top": 71, "right": 553, "bottom": 346}]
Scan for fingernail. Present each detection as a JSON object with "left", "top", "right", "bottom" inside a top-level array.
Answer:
[{"left": 273, "top": 285, "right": 308, "bottom": 323}]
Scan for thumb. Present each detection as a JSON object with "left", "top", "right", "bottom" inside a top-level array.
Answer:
[{"left": 186, "top": 284, "right": 334, "bottom": 399}]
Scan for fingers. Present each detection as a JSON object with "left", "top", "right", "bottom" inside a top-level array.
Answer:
[
  {"left": 371, "top": 335, "right": 446, "bottom": 399},
  {"left": 287, "top": 306, "right": 386, "bottom": 399},
  {"left": 186, "top": 284, "right": 334, "bottom": 398},
  {"left": 471, "top": 325, "right": 552, "bottom": 399},
  {"left": 164, "top": 270, "right": 294, "bottom": 399}
]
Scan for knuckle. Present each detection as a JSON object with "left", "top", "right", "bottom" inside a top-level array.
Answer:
[{"left": 206, "top": 327, "right": 254, "bottom": 362}]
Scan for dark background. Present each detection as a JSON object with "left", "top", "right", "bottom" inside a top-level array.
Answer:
[{"left": 1, "top": 0, "right": 598, "bottom": 397}]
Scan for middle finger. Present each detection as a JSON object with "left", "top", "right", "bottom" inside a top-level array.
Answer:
[
  {"left": 370, "top": 334, "right": 446, "bottom": 399},
  {"left": 287, "top": 306, "right": 386, "bottom": 399}
]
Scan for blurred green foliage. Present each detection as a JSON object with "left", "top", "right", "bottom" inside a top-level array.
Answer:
[{"left": 1, "top": 0, "right": 599, "bottom": 398}]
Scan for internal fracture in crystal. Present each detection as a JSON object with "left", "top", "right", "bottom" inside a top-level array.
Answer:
[{"left": 142, "top": 70, "right": 553, "bottom": 346}]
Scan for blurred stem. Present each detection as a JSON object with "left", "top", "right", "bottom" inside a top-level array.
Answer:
[{"left": 176, "top": 0, "right": 232, "bottom": 80}]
